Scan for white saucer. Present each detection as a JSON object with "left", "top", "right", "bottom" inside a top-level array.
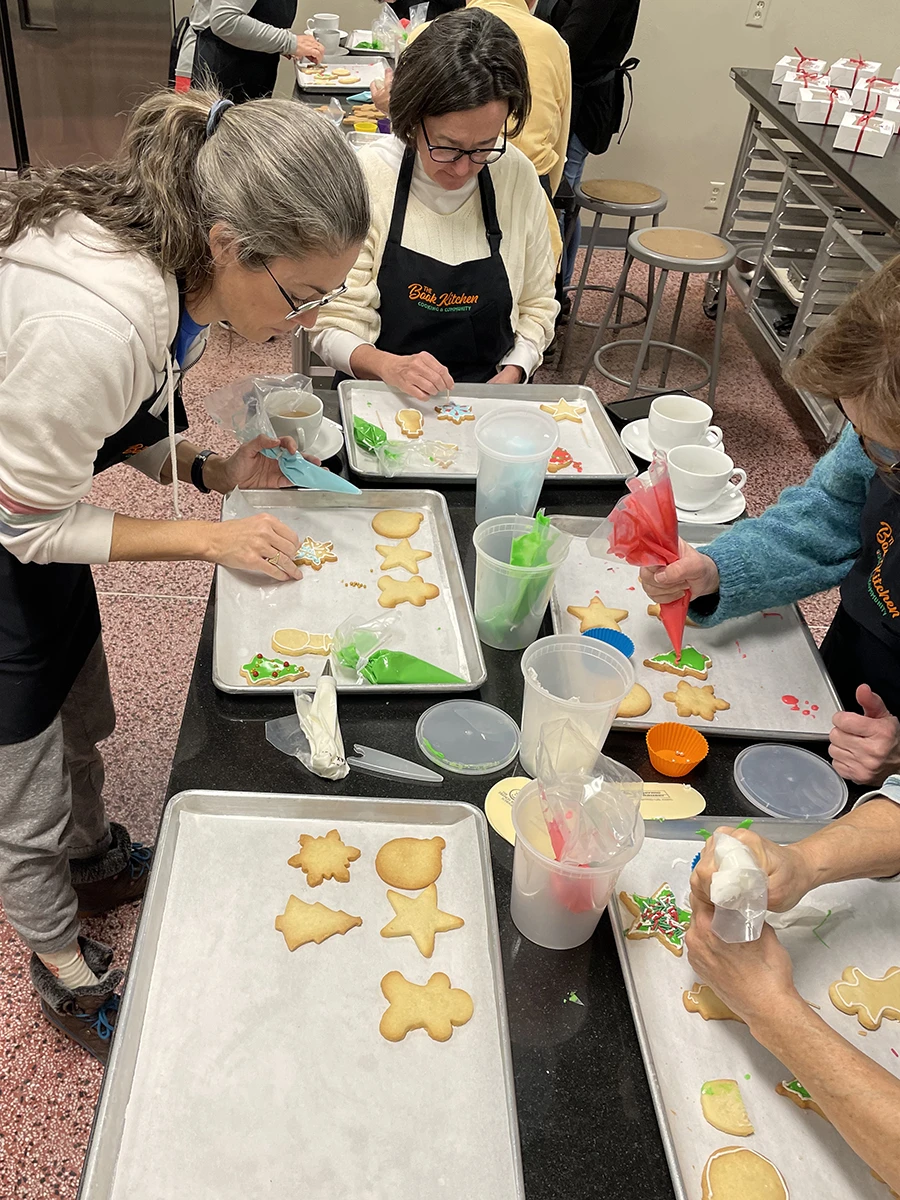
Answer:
[
  {"left": 304, "top": 416, "right": 344, "bottom": 460},
  {"left": 675, "top": 486, "right": 746, "bottom": 525},
  {"left": 620, "top": 417, "right": 727, "bottom": 462}
]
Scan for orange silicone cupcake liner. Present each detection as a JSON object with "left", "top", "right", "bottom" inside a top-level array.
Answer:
[{"left": 646, "top": 722, "right": 709, "bottom": 778}]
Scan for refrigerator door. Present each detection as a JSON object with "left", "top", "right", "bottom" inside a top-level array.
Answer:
[{"left": 8, "top": 0, "right": 172, "bottom": 166}]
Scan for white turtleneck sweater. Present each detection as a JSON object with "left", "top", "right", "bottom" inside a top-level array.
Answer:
[{"left": 311, "top": 136, "right": 558, "bottom": 379}]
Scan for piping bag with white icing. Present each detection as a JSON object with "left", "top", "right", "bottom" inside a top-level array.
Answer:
[
  {"left": 265, "top": 662, "right": 349, "bottom": 780},
  {"left": 709, "top": 832, "right": 768, "bottom": 943}
]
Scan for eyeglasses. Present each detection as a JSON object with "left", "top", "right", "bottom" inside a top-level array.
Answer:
[
  {"left": 263, "top": 262, "right": 347, "bottom": 321},
  {"left": 834, "top": 398, "right": 900, "bottom": 481},
  {"left": 420, "top": 120, "right": 507, "bottom": 165}
]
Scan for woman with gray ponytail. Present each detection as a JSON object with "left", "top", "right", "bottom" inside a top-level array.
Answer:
[{"left": 0, "top": 87, "right": 368, "bottom": 1062}]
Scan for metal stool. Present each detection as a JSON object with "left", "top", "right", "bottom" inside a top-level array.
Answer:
[
  {"left": 579, "top": 226, "right": 736, "bottom": 406},
  {"left": 562, "top": 179, "right": 668, "bottom": 364}
]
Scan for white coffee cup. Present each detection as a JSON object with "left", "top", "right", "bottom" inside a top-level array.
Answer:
[
  {"left": 648, "top": 394, "right": 723, "bottom": 453},
  {"left": 307, "top": 12, "right": 339, "bottom": 31},
  {"left": 666, "top": 444, "right": 747, "bottom": 512},
  {"left": 266, "top": 390, "right": 323, "bottom": 451},
  {"left": 312, "top": 27, "right": 341, "bottom": 52}
]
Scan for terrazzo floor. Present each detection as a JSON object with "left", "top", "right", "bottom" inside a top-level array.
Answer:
[{"left": 0, "top": 250, "right": 836, "bottom": 1197}]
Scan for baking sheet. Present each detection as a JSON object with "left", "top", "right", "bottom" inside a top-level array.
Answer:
[
  {"left": 347, "top": 29, "right": 393, "bottom": 55},
  {"left": 613, "top": 820, "right": 900, "bottom": 1200},
  {"left": 340, "top": 381, "right": 637, "bottom": 483},
  {"left": 295, "top": 55, "right": 387, "bottom": 92},
  {"left": 212, "top": 489, "right": 485, "bottom": 694},
  {"left": 79, "top": 791, "right": 524, "bottom": 1200},
  {"left": 549, "top": 525, "right": 839, "bottom": 739}
]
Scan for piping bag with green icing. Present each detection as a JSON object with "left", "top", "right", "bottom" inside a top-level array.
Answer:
[
  {"left": 360, "top": 650, "right": 465, "bottom": 685},
  {"left": 505, "top": 511, "right": 570, "bottom": 631}
]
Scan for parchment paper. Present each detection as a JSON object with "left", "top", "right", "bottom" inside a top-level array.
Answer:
[
  {"left": 615, "top": 832, "right": 900, "bottom": 1200},
  {"left": 106, "top": 802, "right": 521, "bottom": 1200}
]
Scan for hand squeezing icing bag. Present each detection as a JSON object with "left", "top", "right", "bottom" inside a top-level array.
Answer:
[{"left": 709, "top": 832, "right": 768, "bottom": 943}]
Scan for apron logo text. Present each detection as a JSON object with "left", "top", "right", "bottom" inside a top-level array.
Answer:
[
  {"left": 408, "top": 283, "right": 479, "bottom": 313},
  {"left": 868, "top": 521, "right": 900, "bottom": 619}
]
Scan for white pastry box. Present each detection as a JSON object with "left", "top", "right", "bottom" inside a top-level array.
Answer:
[
  {"left": 772, "top": 53, "right": 826, "bottom": 85},
  {"left": 829, "top": 56, "right": 881, "bottom": 89},
  {"left": 850, "top": 76, "right": 900, "bottom": 113},
  {"left": 894, "top": 65, "right": 900, "bottom": 84},
  {"left": 796, "top": 85, "right": 851, "bottom": 127},
  {"left": 833, "top": 111, "right": 895, "bottom": 157},
  {"left": 779, "top": 69, "right": 829, "bottom": 104},
  {"left": 878, "top": 97, "right": 900, "bottom": 133}
]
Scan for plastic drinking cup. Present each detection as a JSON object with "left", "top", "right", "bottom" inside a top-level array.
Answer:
[
  {"left": 519, "top": 636, "right": 634, "bottom": 777},
  {"left": 473, "top": 516, "right": 570, "bottom": 651},
  {"left": 474, "top": 408, "right": 558, "bottom": 524},
  {"left": 510, "top": 781, "right": 629, "bottom": 949}
]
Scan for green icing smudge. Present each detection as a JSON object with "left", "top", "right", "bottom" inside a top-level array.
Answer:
[
  {"left": 421, "top": 737, "right": 446, "bottom": 761},
  {"left": 563, "top": 991, "right": 585, "bottom": 1006}
]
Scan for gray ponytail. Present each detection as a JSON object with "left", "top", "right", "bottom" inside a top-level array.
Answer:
[{"left": 0, "top": 86, "right": 369, "bottom": 293}]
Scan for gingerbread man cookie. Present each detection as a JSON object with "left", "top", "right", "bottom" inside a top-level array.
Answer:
[
  {"left": 377, "top": 574, "right": 440, "bottom": 609},
  {"left": 829, "top": 965, "right": 900, "bottom": 1030},
  {"left": 293, "top": 536, "right": 338, "bottom": 570},
  {"left": 375, "top": 538, "right": 432, "bottom": 575},
  {"left": 619, "top": 883, "right": 691, "bottom": 956},
  {"left": 274, "top": 897, "right": 362, "bottom": 951},
  {"left": 566, "top": 595, "right": 629, "bottom": 633},
  {"left": 396, "top": 408, "right": 424, "bottom": 439},
  {"left": 288, "top": 828, "right": 361, "bottom": 886},
  {"left": 663, "top": 680, "right": 730, "bottom": 721},
  {"left": 379, "top": 971, "right": 473, "bottom": 1042}
]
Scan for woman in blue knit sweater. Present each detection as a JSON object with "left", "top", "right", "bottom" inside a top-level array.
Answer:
[{"left": 642, "top": 260, "right": 900, "bottom": 788}]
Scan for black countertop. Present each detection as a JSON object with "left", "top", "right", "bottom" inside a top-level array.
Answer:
[
  {"left": 732, "top": 66, "right": 900, "bottom": 237},
  {"left": 165, "top": 395, "right": 840, "bottom": 1200}
]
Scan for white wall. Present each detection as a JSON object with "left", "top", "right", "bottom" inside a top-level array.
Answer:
[{"left": 175, "top": 0, "right": 900, "bottom": 229}]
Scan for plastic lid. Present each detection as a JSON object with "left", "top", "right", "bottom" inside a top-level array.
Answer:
[
  {"left": 733, "top": 743, "right": 848, "bottom": 819},
  {"left": 416, "top": 700, "right": 521, "bottom": 775},
  {"left": 474, "top": 407, "right": 558, "bottom": 463}
]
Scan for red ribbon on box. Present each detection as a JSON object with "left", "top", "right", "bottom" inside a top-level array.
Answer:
[
  {"left": 853, "top": 110, "right": 880, "bottom": 153},
  {"left": 793, "top": 46, "right": 817, "bottom": 69},
  {"left": 862, "top": 76, "right": 896, "bottom": 111},
  {"left": 848, "top": 53, "right": 869, "bottom": 90},
  {"left": 825, "top": 85, "right": 843, "bottom": 125}
]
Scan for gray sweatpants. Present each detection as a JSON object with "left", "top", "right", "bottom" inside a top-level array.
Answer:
[{"left": 0, "top": 638, "right": 114, "bottom": 954}]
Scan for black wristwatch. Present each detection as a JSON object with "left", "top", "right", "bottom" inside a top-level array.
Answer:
[{"left": 191, "top": 449, "right": 218, "bottom": 493}]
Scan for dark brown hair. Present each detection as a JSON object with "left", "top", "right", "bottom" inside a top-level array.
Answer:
[
  {"left": 390, "top": 8, "right": 532, "bottom": 145},
  {"left": 785, "top": 256, "right": 900, "bottom": 433}
]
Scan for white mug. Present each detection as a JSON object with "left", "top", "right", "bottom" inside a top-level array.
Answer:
[
  {"left": 266, "top": 390, "right": 323, "bottom": 452},
  {"left": 648, "top": 394, "right": 723, "bottom": 453},
  {"left": 666, "top": 444, "right": 747, "bottom": 512},
  {"left": 313, "top": 27, "right": 341, "bottom": 52},
  {"left": 307, "top": 12, "right": 339, "bottom": 30}
]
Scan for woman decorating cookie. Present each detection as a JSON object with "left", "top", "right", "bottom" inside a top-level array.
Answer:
[
  {"left": 642, "top": 259, "right": 900, "bottom": 786},
  {"left": 0, "top": 87, "right": 367, "bottom": 1060},
  {"left": 311, "top": 8, "right": 558, "bottom": 400},
  {"left": 686, "top": 794, "right": 900, "bottom": 1193}
]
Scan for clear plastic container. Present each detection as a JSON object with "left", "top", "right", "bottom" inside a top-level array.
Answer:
[
  {"left": 510, "top": 781, "right": 631, "bottom": 949},
  {"left": 474, "top": 407, "right": 558, "bottom": 524},
  {"left": 519, "top": 636, "right": 633, "bottom": 777},
  {"left": 473, "top": 516, "right": 570, "bottom": 651},
  {"left": 416, "top": 700, "right": 520, "bottom": 775},
  {"left": 733, "top": 743, "right": 848, "bottom": 819}
]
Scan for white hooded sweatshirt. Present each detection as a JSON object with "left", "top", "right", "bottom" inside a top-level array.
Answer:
[{"left": 0, "top": 212, "right": 206, "bottom": 566}]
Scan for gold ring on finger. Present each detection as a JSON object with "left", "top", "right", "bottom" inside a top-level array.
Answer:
[{"left": 266, "top": 552, "right": 282, "bottom": 569}]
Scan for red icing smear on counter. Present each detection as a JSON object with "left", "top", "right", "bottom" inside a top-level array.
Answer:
[
  {"left": 782, "top": 695, "right": 819, "bottom": 719},
  {"left": 782, "top": 694, "right": 800, "bottom": 710}
]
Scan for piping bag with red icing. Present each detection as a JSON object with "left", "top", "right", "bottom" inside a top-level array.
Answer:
[{"left": 602, "top": 454, "right": 689, "bottom": 657}]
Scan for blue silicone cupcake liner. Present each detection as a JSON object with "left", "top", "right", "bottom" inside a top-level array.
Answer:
[{"left": 581, "top": 627, "right": 635, "bottom": 659}]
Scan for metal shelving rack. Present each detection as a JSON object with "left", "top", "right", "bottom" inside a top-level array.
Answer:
[{"left": 711, "top": 106, "right": 900, "bottom": 442}]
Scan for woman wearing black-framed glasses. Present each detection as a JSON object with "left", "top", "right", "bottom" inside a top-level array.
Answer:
[{"left": 311, "top": 8, "right": 559, "bottom": 401}]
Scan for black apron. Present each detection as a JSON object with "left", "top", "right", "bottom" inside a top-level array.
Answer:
[
  {"left": 820, "top": 473, "right": 900, "bottom": 714},
  {"left": 372, "top": 145, "right": 515, "bottom": 384},
  {"left": 573, "top": 57, "right": 639, "bottom": 156},
  {"left": 0, "top": 340, "right": 190, "bottom": 746},
  {"left": 192, "top": 0, "right": 296, "bottom": 104}
]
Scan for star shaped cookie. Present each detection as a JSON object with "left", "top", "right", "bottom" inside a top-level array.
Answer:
[
  {"left": 375, "top": 538, "right": 432, "bottom": 575},
  {"left": 380, "top": 883, "right": 464, "bottom": 957},
  {"left": 566, "top": 595, "right": 629, "bottom": 632},
  {"left": 540, "top": 397, "right": 586, "bottom": 423},
  {"left": 663, "top": 680, "right": 730, "bottom": 721},
  {"left": 288, "top": 828, "right": 361, "bottom": 886},
  {"left": 619, "top": 882, "right": 691, "bottom": 955},
  {"left": 293, "top": 536, "right": 338, "bottom": 570}
]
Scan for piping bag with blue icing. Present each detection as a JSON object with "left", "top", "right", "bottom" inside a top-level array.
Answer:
[{"left": 261, "top": 446, "right": 360, "bottom": 494}]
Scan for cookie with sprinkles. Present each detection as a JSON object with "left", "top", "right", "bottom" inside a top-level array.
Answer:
[
  {"left": 434, "top": 401, "right": 474, "bottom": 425},
  {"left": 618, "top": 882, "right": 691, "bottom": 955},
  {"left": 293, "top": 536, "right": 338, "bottom": 570}
]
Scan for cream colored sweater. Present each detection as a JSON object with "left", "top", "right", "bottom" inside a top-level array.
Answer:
[{"left": 311, "top": 137, "right": 558, "bottom": 379}]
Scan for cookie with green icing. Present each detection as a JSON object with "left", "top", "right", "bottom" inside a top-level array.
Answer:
[
  {"left": 240, "top": 653, "right": 309, "bottom": 687},
  {"left": 643, "top": 645, "right": 712, "bottom": 680},
  {"left": 775, "top": 1078, "right": 828, "bottom": 1122},
  {"left": 618, "top": 882, "right": 691, "bottom": 956}
]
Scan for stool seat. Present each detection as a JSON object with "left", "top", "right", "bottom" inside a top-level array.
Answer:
[
  {"left": 632, "top": 227, "right": 735, "bottom": 271},
  {"left": 582, "top": 178, "right": 661, "bottom": 205}
]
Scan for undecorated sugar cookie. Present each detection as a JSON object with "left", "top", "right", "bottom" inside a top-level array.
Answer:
[
  {"left": 376, "top": 836, "right": 445, "bottom": 889},
  {"left": 775, "top": 1078, "right": 828, "bottom": 1122},
  {"left": 648, "top": 601, "right": 699, "bottom": 628},
  {"left": 683, "top": 982, "right": 744, "bottom": 1023},
  {"left": 274, "top": 896, "right": 362, "bottom": 951},
  {"left": 663, "top": 680, "right": 730, "bottom": 721},
  {"left": 644, "top": 645, "right": 712, "bottom": 680},
  {"left": 288, "top": 828, "right": 361, "bottom": 886},
  {"left": 618, "top": 682, "right": 652, "bottom": 718},
  {"left": 377, "top": 573, "right": 440, "bottom": 608},
  {"left": 701, "top": 1080, "right": 754, "bottom": 1137},
  {"left": 618, "top": 882, "right": 691, "bottom": 956},
  {"left": 380, "top": 883, "right": 464, "bottom": 958},
  {"left": 375, "top": 538, "right": 432, "bottom": 575},
  {"left": 379, "top": 971, "right": 473, "bottom": 1042},
  {"left": 700, "top": 1147, "right": 788, "bottom": 1200},
  {"left": 829, "top": 965, "right": 900, "bottom": 1030},
  {"left": 567, "top": 595, "right": 629, "bottom": 633},
  {"left": 371, "top": 509, "right": 425, "bottom": 540}
]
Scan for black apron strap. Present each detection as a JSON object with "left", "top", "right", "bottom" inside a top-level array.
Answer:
[
  {"left": 478, "top": 163, "right": 503, "bottom": 256},
  {"left": 387, "top": 146, "right": 418, "bottom": 247}
]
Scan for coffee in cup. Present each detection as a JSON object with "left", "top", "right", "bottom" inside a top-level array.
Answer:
[
  {"left": 266, "top": 390, "right": 324, "bottom": 451},
  {"left": 647, "top": 394, "right": 723, "bottom": 453},
  {"left": 666, "top": 444, "right": 746, "bottom": 512}
]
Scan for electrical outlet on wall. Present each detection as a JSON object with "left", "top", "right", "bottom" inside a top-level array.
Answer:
[
  {"left": 746, "top": 0, "right": 768, "bottom": 27},
  {"left": 705, "top": 181, "right": 725, "bottom": 210}
]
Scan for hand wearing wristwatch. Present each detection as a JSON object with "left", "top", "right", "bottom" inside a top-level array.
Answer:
[{"left": 191, "top": 449, "right": 219, "bottom": 493}]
